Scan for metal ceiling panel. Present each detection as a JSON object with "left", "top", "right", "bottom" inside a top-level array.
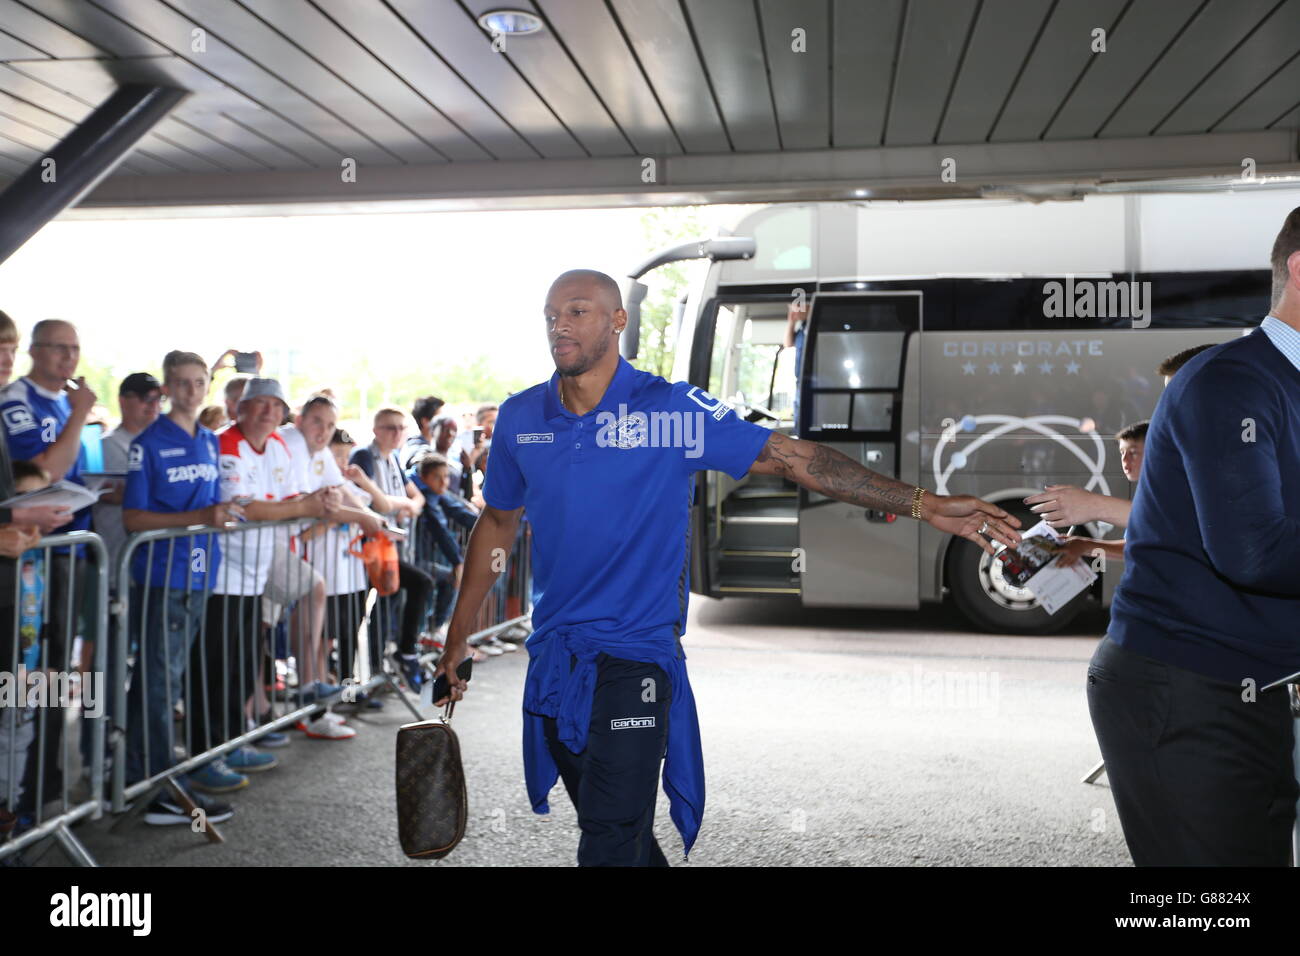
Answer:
[
  {"left": 0, "top": 109, "right": 55, "bottom": 151},
  {"left": 317, "top": 0, "right": 541, "bottom": 160},
  {"left": 1214, "top": 51, "right": 1300, "bottom": 131},
  {"left": 885, "top": 0, "right": 977, "bottom": 146},
  {"left": 1045, "top": 0, "right": 1204, "bottom": 140},
  {"left": 459, "top": 0, "right": 629, "bottom": 157},
  {"left": 177, "top": 100, "right": 339, "bottom": 167},
  {"left": 0, "top": 62, "right": 169, "bottom": 168},
  {"left": 0, "top": 82, "right": 70, "bottom": 136},
  {"left": 760, "top": 0, "right": 830, "bottom": 150},
  {"left": 0, "top": 0, "right": 107, "bottom": 57},
  {"left": 386, "top": 0, "right": 584, "bottom": 158},
  {"left": 1270, "top": 101, "right": 1300, "bottom": 129},
  {"left": 0, "top": 85, "right": 165, "bottom": 171},
  {"left": 831, "top": 0, "right": 903, "bottom": 148},
  {"left": 1159, "top": 0, "right": 1300, "bottom": 133},
  {"left": 28, "top": 0, "right": 171, "bottom": 56},
  {"left": 81, "top": 0, "right": 402, "bottom": 165},
  {"left": 1101, "top": 0, "right": 1282, "bottom": 136},
  {"left": 0, "top": 0, "right": 1293, "bottom": 208},
  {"left": 682, "top": 0, "right": 778, "bottom": 152},
  {"left": 6, "top": 58, "right": 275, "bottom": 168},
  {"left": 991, "top": 0, "right": 1127, "bottom": 142},
  {"left": 0, "top": 147, "right": 33, "bottom": 174},
  {"left": 0, "top": 25, "right": 49, "bottom": 59},
  {"left": 0, "top": 59, "right": 234, "bottom": 171},
  {"left": 239, "top": 0, "right": 489, "bottom": 162},
  {"left": 535, "top": 0, "right": 679, "bottom": 155},
  {"left": 0, "top": 99, "right": 152, "bottom": 172},
  {"left": 610, "top": 0, "right": 728, "bottom": 152},
  {"left": 161, "top": 0, "right": 444, "bottom": 162},
  {"left": 937, "top": 0, "right": 1051, "bottom": 145}
]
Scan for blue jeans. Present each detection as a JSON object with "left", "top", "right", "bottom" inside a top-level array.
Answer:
[
  {"left": 429, "top": 563, "right": 458, "bottom": 628},
  {"left": 125, "top": 585, "right": 207, "bottom": 785}
]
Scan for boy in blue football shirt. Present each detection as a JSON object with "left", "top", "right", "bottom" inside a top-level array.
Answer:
[{"left": 122, "top": 351, "right": 240, "bottom": 826}]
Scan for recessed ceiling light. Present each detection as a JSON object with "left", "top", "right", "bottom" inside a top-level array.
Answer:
[{"left": 478, "top": 9, "right": 544, "bottom": 35}]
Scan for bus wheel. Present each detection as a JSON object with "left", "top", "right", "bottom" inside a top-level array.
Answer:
[{"left": 945, "top": 509, "right": 1091, "bottom": 635}]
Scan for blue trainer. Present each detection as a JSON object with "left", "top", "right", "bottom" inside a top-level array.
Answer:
[
  {"left": 188, "top": 759, "right": 249, "bottom": 793},
  {"left": 393, "top": 653, "right": 423, "bottom": 690},
  {"left": 300, "top": 680, "right": 343, "bottom": 703},
  {"left": 225, "top": 746, "right": 278, "bottom": 773}
]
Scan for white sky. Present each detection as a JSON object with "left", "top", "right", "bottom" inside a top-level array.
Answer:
[{"left": 0, "top": 205, "right": 739, "bottom": 388}]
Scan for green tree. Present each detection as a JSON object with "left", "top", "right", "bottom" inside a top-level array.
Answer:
[{"left": 634, "top": 206, "right": 707, "bottom": 378}]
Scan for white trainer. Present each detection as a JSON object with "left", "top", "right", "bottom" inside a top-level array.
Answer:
[{"left": 299, "top": 716, "right": 356, "bottom": 739}]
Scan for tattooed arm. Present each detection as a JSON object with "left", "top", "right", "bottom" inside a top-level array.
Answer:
[{"left": 749, "top": 432, "right": 1022, "bottom": 555}]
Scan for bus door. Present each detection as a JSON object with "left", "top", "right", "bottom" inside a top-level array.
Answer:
[
  {"left": 688, "top": 294, "right": 799, "bottom": 598},
  {"left": 798, "top": 292, "right": 921, "bottom": 609}
]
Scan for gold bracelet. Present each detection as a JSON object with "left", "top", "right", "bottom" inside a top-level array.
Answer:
[{"left": 911, "top": 485, "right": 925, "bottom": 521}]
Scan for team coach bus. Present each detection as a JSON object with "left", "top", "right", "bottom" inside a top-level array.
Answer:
[{"left": 621, "top": 190, "right": 1293, "bottom": 634}]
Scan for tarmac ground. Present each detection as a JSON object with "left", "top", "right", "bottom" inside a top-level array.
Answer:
[{"left": 31, "top": 595, "right": 1128, "bottom": 867}]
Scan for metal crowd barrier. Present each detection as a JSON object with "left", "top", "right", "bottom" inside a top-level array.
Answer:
[
  {"left": 406, "top": 500, "right": 533, "bottom": 677},
  {"left": 109, "top": 516, "right": 391, "bottom": 834},
  {"left": 0, "top": 530, "right": 108, "bottom": 866},
  {"left": 105, "top": 501, "right": 533, "bottom": 847}
]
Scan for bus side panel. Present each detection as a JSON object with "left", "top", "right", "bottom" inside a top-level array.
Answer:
[{"left": 918, "top": 328, "right": 1244, "bottom": 600}]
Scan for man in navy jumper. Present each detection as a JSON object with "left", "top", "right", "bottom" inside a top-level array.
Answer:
[
  {"left": 1088, "top": 206, "right": 1300, "bottom": 866},
  {"left": 434, "top": 269, "right": 1023, "bottom": 866}
]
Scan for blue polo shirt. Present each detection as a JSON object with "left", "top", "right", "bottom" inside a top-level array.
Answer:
[
  {"left": 484, "top": 355, "right": 771, "bottom": 857},
  {"left": 0, "top": 377, "right": 93, "bottom": 539},
  {"left": 123, "top": 415, "right": 222, "bottom": 591}
]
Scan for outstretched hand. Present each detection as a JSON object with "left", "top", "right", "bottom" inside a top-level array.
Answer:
[{"left": 926, "top": 494, "right": 1022, "bottom": 555}]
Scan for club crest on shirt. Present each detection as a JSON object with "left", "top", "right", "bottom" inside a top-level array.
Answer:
[
  {"left": 609, "top": 413, "right": 648, "bottom": 449},
  {"left": 128, "top": 444, "right": 145, "bottom": 470},
  {"left": 3, "top": 406, "right": 35, "bottom": 435}
]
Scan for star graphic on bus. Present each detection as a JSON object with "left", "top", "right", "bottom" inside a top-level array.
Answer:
[
  {"left": 987, "top": 362, "right": 1001, "bottom": 374},
  {"left": 1065, "top": 360, "right": 1081, "bottom": 374},
  {"left": 961, "top": 361, "right": 976, "bottom": 374},
  {"left": 1012, "top": 361, "right": 1026, "bottom": 374},
  {"left": 1038, "top": 361, "right": 1054, "bottom": 374}
]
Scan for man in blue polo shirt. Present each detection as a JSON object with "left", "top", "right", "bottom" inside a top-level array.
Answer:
[
  {"left": 434, "top": 269, "right": 1021, "bottom": 866},
  {"left": 122, "top": 351, "right": 240, "bottom": 826},
  {"left": 1088, "top": 207, "right": 1300, "bottom": 866}
]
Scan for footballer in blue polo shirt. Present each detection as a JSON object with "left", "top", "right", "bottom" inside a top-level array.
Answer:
[{"left": 434, "top": 270, "right": 1022, "bottom": 867}]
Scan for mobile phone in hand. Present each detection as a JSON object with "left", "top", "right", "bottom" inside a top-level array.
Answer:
[
  {"left": 234, "top": 351, "right": 258, "bottom": 373},
  {"left": 430, "top": 656, "right": 473, "bottom": 705}
]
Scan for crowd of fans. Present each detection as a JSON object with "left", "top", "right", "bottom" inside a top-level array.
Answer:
[{"left": 0, "top": 312, "right": 517, "bottom": 839}]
